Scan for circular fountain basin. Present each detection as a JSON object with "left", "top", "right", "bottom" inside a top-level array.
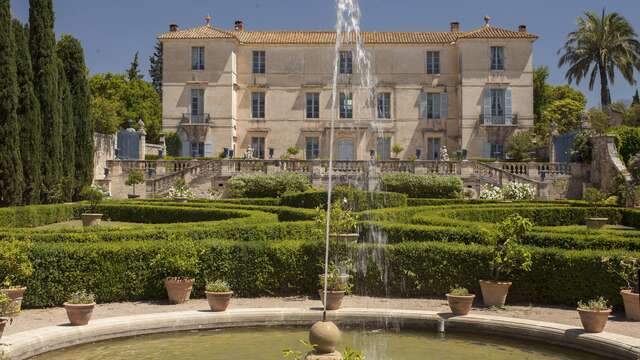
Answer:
[{"left": 1, "top": 308, "right": 639, "bottom": 359}]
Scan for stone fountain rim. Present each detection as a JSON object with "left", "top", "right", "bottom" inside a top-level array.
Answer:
[{"left": 1, "top": 307, "right": 639, "bottom": 360}]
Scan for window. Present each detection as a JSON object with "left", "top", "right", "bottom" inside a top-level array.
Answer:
[
  {"left": 252, "top": 51, "right": 266, "bottom": 74},
  {"left": 190, "top": 89, "right": 205, "bottom": 122},
  {"left": 191, "top": 47, "right": 205, "bottom": 70},
  {"left": 377, "top": 92, "right": 391, "bottom": 119},
  {"left": 305, "top": 137, "right": 320, "bottom": 159},
  {"left": 491, "top": 143, "right": 504, "bottom": 159},
  {"left": 339, "top": 51, "right": 353, "bottom": 74},
  {"left": 306, "top": 93, "right": 320, "bottom": 119},
  {"left": 427, "top": 93, "right": 441, "bottom": 119},
  {"left": 339, "top": 92, "right": 353, "bottom": 119},
  {"left": 251, "top": 137, "right": 265, "bottom": 159},
  {"left": 490, "top": 89, "right": 506, "bottom": 123},
  {"left": 490, "top": 46, "right": 504, "bottom": 70},
  {"left": 251, "top": 92, "right": 265, "bottom": 119},
  {"left": 376, "top": 137, "right": 391, "bottom": 160},
  {"left": 190, "top": 142, "right": 205, "bottom": 158},
  {"left": 427, "top": 138, "right": 441, "bottom": 160},
  {"left": 426, "top": 51, "right": 440, "bottom": 74}
]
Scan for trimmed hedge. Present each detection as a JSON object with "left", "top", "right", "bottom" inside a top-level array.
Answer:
[
  {"left": 227, "top": 172, "right": 311, "bottom": 198},
  {"left": 0, "top": 203, "right": 79, "bottom": 228},
  {"left": 280, "top": 189, "right": 407, "bottom": 211},
  {"left": 381, "top": 173, "right": 463, "bottom": 198}
]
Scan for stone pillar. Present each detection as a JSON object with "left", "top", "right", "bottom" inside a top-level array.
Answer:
[{"left": 137, "top": 119, "right": 147, "bottom": 160}]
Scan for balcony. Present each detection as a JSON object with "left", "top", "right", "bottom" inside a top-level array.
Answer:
[
  {"left": 181, "top": 113, "right": 211, "bottom": 124},
  {"left": 480, "top": 113, "right": 518, "bottom": 126}
]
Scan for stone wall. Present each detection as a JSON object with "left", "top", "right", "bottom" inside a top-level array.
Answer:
[
  {"left": 93, "top": 133, "right": 116, "bottom": 181},
  {"left": 590, "top": 135, "right": 634, "bottom": 206}
]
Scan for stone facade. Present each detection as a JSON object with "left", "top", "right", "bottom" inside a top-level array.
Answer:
[{"left": 160, "top": 18, "right": 536, "bottom": 161}]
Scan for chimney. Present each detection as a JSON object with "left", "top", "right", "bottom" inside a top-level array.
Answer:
[
  {"left": 234, "top": 20, "right": 244, "bottom": 31},
  {"left": 518, "top": 24, "right": 527, "bottom": 33},
  {"left": 450, "top": 22, "right": 460, "bottom": 32},
  {"left": 169, "top": 24, "right": 178, "bottom": 32}
]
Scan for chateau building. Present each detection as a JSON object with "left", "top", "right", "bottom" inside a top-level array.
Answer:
[{"left": 159, "top": 17, "right": 537, "bottom": 160}]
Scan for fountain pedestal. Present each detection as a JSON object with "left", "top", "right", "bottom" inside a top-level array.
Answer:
[
  {"left": 307, "top": 321, "right": 343, "bottom": 360},
  {"left": 305, "top": 351, "right": 343, "bottom": 360}
]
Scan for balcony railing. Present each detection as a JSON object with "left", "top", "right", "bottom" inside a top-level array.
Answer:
[
  {"left": 181, "top": 113, "right": 211, "bottom": 124},
  {"left": 480, "top": 113, "right": 518, "bottom": 126}
]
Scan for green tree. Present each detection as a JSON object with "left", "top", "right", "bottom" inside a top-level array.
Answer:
[
  {"left": 559, "top": 9, "right": 640, "bottom": 108},
  {"left": 587, "top": 107, "right": 612, "bottom": 134},
  {"left": 30, "top": 0, "right": 62, "bottom": 202},
  {"left": 57, "top": 35, "right": 93, "bottom": 196},
  {"left": 58, "top": 58, "right": 75, "bottom": 201},
  {"left": 90, "top": 96, "right": 120, "bottom": 134},
  {"left": 89, "top": 73, "right": 162, "bottom": 142},
  {"left": 127, "top": 51, "right": 143, "bottom": 81},
  {"left": 149, "top": 40, "right": 163, "bottom": 97},
  {"left": 541, "top": 98, "right": 585, "bottom": 137},
  {"left": 0, "top": 0, "right": 24, "bottom": 205},
  {"left": 13, "top": 19, "right": 42, "bottom": 204},
  {"left": 533, "top": 75, "right": 586, "bottom": 142},
  {"left": 506, "top": 130, "right": 537, "bottom": 161},
  {"left": 533, "top": 66, "right": 550, "bottom": 122},
  {"left": 633, "top": 89, "right": 640, "bottom": 106}
]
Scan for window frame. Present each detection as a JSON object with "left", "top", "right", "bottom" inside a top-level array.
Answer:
[
  {"left": 190, "top": 142, "right": 205, "bottom": 158},
  {"left": 490, "top": 46, "right": 505, "bottom": 71},
  {"left": 490, "top": 89, "right": 506, "bottom": 124},
  {"left": 250, "top": 137, "right": 266, "bottom": 159},
  {"left": 339, "top": 92, "right": 353, "bottom": 119},
  {"left": 426, "top": 51, "right": 440, "bottom": 75},
  {"left": 426, "top": 93, "right": 441, "bottom": 119},
  {"left": 305, "top": 137, "right": 320, "bottom": 160},
  {"left": 377, "top": 92, "right": 391, "bottom": 119},
  {"left": 339, "top": 50, "right": 353, "bottom": 74},
  {"left": 251, "top": 92, "right": 266, "bottom": 119},
  {"left": 191, "top": 47, "right": 205, "bottom": 70},
  {"left": 305, "top": 92, "right": 320, "bottom": 119},
  {"left": 252, "top": 50, "right": 266, "bottom": 74}
]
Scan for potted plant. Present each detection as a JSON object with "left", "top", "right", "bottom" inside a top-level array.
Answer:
[
  {"left": 577, "top": 297, "right": 611, "bottom": 333},
  {"left": 315, "top": 199, "right": 360, "bottom": 242},
  {"left": 0, "top": 292, "right": 13, "bottom": 339},
  {"left": 286, "top": 147, "right": 301, "bottom": 160},
  {"left": 446, "top": 287, "right": 475, "bottom": 315},
  {"left": 167, "top": 178, "right": 195, "bottom": 203},
  {"left": 63, "top": 290, "right": 96, "bottom": 326},
  {"left": 583, "top": 187, "right": 609, "bottom": 229},
  {"left": 0, "top": 239, "right": 34, "bottom": 315},
  {"left": 80, "top": 185, "right": 106, "bottom": 226},
  {"left": 391, "top": 144, "right": 404, "bottom": 160},
  {"left": 205, "top": 280, "right": 233, "bottom": 312},
  {"left": 126, "top": 169, "right": 145, "bottom": 199},
  {"left": 603, "top": 256, "right": 640, "bottom": 320},
  {"left": 151, "top": 239, "right": 200, "bottom": 304},
  {"left": 319, "top": 262, "right": 351, "bottom": 310},
  {"left": 479, "top": 214, "right": 533, "bottom": 307}
]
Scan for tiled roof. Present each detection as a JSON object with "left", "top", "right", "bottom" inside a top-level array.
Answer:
[{"left": 158, "top": 25, "right": 537, "bottom": 43}]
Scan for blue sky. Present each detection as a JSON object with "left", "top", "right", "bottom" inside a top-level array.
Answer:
[{"left": 9, "top": 0, "right": 640, "bottom": 107}]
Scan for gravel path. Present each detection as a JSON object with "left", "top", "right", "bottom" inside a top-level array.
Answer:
[{"left": 5, "top": 296, "right": 639, "bottom": 338}]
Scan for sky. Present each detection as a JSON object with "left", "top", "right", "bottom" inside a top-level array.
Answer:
[{"left": 9, "top": 0, "right": 640, "bottom": 108}]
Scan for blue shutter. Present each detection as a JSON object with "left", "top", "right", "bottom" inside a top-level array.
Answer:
[
  {"left": 419, "top": 92, "right": 428, "bottom": 119},
  {"left": 504, "top": 88, "right": 513, "bottom": 125},
  {"left": 483, "top": 143, "right": 492, "bottom": 158},
  {"left": 483, "top": 89, "right": 492, "bottom": 124},
  {"left": 440, "top": 93, "right": 448, "bottom": 119},
  {"left": 204, "top": 143, "right": 213, "bottom": 157}
]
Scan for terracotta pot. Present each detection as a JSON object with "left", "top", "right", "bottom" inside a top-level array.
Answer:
[
  {"left": 0, "top": 318, "right": 8, "bottom": 339},
  {"left": 446, "top": 294, "right": 476, "bottom": 315},
  {"left": 586, "top": 217, "right": 608, "bottom": 229},
  {"left": 479, "top": 280, "right": 512, "bottom": 307},
  {"left": 205, "top": 291, "right": 233, "bottom": 312},
  {"left": 1, "top": 287, "right": 26, "bottom": 315},
  {"left": 81, "top": 213, "right": 103, "bottom": 227},
  {"left": 127, "top": 194, "right": 140, "bottom": 199},
  {"left": 621, "top": 290, "right": 640, "bottom": 321},
  {"left": 318, "top": 290, "right": 345, "bottom": 310},
  {"left": 577, "top": 308, "right": 611, "bottom": 333},
  {"left": 164, "top": 277, "right": 194, "bottom": 304},
  {"left": 64, "top": 302, "right": 96, "bottom": 326}
]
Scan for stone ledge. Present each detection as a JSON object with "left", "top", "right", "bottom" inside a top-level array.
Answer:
[{"left": 1, "top": 308, "right": 639, "bottom": 360}]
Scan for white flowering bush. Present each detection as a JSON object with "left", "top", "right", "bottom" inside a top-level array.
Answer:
[
  {"left": 479, "top": 184, "right": 503, "bottom": 200},
  {"left": 166, "top": 178, "right": 195, "bottom": 200},
  {"left": 502, "top": 182, "right": 536, "bottom": 201},
  {"left": 479, "top": 183, "right": 536, "bottom": 201}
]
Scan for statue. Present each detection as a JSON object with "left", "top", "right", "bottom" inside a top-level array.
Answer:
[
  {"left": 440, "top": 145, "right": 450, "bottom": 161},
  {"left": 245, "top": 146, "right": 254, "bottom": 160}
]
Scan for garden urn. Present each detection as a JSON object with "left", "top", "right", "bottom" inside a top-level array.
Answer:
[
  {"left": 1, "top": 287, "right": 27, "bottom": 315},
  {"left": 319, "top": 290, "right": 346, "bottom": 311},
  {"left": 164, "top": 277, "right": 194, "bottom": 304},
  {"left": 479, "top": 280, "right": 512, "bottom": 307},
  {"left": 81, "top": 213, "right": 103, "bottom": 227},
  {"left": 64, "top": 302, "right": 96, "bottom": 326},
  {"left": 446, "top": 293, "right": 476, "bottom": 315},
  {"left": 620, "top": 290, "right": 640, "bottom": 321},
  {"left": 205, "top": 291, "right": 233, "bottom": 312},
  {"left": 577, "top": 308, "right": 611, "bottom": 333}
]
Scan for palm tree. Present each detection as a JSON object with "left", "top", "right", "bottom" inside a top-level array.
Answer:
[{"left": 558, "top": 9, "right": 640, "bottom": 108}]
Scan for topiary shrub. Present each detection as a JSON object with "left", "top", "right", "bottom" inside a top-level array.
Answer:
[
  {"left": 227, "top": 172, "right": 311, "bottom": 198},
  {"left": 380, "top": 173, "right": 462, "bottom": 198},
  {"left": 280, "top": 187, "right": 407, "bottom": 211}
]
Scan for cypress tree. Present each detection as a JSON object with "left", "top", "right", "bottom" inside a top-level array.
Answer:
[
  {"left": 127, "top": 51, "right": 143, "bottom": 81},
  {"left": 57, "top": 57, "right": 75, "bottom": 201},
  {"left": 30, "top": 0, "right": 62, "bottom": 202},
  {"left": 0, "top": 0, "right": 24, "bottom": 206},
  {"left": 633, "top": 90, "right": 640, "bottom": 106},
  {"left": 149, "top": 41, "right": 163, "bottom": 97},
  {"left": 57, "top": 35, "right": 91, "bottom": 197},
  {"left": 13, "top": 20, "right": 43, "bottom": 204}
]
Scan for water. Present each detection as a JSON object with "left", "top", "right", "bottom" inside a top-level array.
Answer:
[{"left": 35, "top": 327, "right": 602, "bottom": 360}]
